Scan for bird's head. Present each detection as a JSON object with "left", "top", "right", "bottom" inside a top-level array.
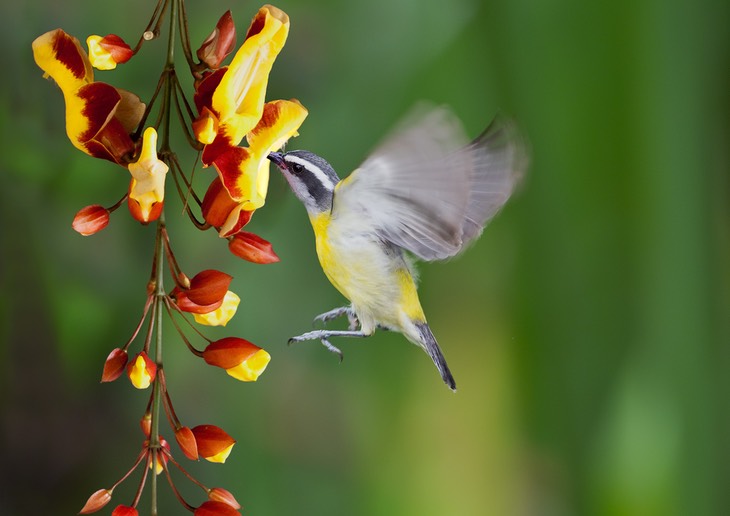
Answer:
[{"left": 268, "top": 150, "right": 341, "bottom": 214}]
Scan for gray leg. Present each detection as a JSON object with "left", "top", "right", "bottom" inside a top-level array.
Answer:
[
  {"left": 313, "top": 305, "right": 359, "bottom": 331},
  {"left": 289, "top": 329, "right": 370, "bottom": 361}
]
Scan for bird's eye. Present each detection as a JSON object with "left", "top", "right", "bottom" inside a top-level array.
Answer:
[{"left": 289, "top": 162, "right": 304, "bottom": 174}]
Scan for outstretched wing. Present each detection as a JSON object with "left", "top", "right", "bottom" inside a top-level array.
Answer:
[{"left": 332, "top": 105, "right": 527, "bottom": 261}]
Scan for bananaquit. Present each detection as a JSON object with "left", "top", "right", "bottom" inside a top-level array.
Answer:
[{"left": 268, "top": 106, "right": 526, "bottom": 391}]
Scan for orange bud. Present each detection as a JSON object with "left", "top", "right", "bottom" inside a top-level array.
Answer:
[
  {"left": 101, "top": 348, "right": 128, "bottom": 382},
  {"left": 111, "top": 505, "right": 139, "bottom": 516},
  {"left": 97, "top": 34, "right": 133, "bottom": 64},
  {"left": 175, "top": 426, "right": 199, "bottom": 460},
  {"left": 197, "top": 10, "right": 237, "bottom": 69},
  {"left": 194, "top": 500, "right": 241, "bottom": 516},
  {"left": 191, "top": 425, "right": 236, "bottom": 463},
  {"left": 127, "top": 351, "right": 156, "bottom": 389},
  {"left": 208, "top": 488, "right": 241, "bottom": 509},
  {"left": 203, "top": 337, "right": 271, "bottom": 382},
  {"left": 188, "top": 270, "right": 233, "bottom": 306},
  {"left": 79, "top": 488, "right": 112, "bottom": 514},
  {"left": 228, "top": 231, "right": 279, "bottom": 264},
  {"left": 140, "top": 412, "right": 152, "bottom": 437},
  {"left": 171, "top": 286, "right": 224, "bottom": 315},
  {"left": 201, "top": 176, "right": 253, "bottom": 236},
  {"left": 72, "top": 204, "right": 110, "bottom": 236}
]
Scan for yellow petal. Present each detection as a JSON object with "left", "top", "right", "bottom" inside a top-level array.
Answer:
[
  {"left": 225, "top": 349, "right": 271, "bottom": 382},
  {"left": 86, "top": 35, "right": 117, "bottom": 70},
  {"left": 32, "top": 29, "right": 93, "bottom": 95},
  {"left": 128, "top": 127, "right": 169, "bottom": 220},
  {"left": 193, "top": 291, "right": 240, "bottom": 326},
  {"left": 212, "top": 5, "right": 290, "bottom": 146},
  {"left": 129, "top": 355, "right": 152, "bottom": 389},
  {"left": 204, "top": 443, "right": 235, "bottom": 464}
]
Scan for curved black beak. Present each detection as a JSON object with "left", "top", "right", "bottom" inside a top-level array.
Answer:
[{"left": 267, "top": 152, "right": 285, "bottom": 168}]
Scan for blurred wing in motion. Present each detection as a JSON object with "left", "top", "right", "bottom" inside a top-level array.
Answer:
[{"left": 332, "top": 105, "right": 527, "bottom": 261}]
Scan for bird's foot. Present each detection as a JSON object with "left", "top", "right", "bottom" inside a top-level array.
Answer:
[
  {"left": 288, "top": 329, "right": 370, "bottom": 362},
  {"left": 313, "top": 306, "right": 359, "bottom": 331}
]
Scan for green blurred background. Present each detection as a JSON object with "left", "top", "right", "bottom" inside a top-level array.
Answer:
[{"left": 2, "top": 0, "right": 729, "bottom": 514}]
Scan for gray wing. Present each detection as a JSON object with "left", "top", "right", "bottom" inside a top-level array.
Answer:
[{"left": 332, "top": 106, "right": 527, "bottom": 261}]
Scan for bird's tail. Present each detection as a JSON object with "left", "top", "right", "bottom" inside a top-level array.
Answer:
[{"left": 414, "top": 322, "right": 457, "bottom": 391}]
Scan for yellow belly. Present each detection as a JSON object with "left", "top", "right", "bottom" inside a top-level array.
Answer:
[{"left": 309, "top": 213, "right": 425, "bottom": 332}]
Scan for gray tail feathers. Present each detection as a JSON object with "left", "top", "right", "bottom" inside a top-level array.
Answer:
[{"left": 415, "top": 322, "right": 456, "bottom": 391}]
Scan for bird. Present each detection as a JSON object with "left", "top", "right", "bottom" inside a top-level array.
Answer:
[{"left": 267, "top": 105, "right": 527, "bottom": 391}]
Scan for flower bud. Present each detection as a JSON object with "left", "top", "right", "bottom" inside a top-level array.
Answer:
[
  {"left": 127, "top": 351, "right": 157, "bottom": 389},
  {"left": 201, "top": 176, "right": 253, "bottom": 237},
  {"left": 101, "top": 348, "right": 128, "bottom": 382},
  {"left": 87, "top": 34, "right": 133, "bottom": 70},
  {"left": 193, "top": 291, "right": 240, "bottom": 327},
  {"left": 79, "top": 488, "right": 112, "bottom": 514},
  {"left": 203, "top": 337, "right": 271, "bottom": 382},
  {"left": 208, "top": 488, "right": 241, "bottom": 509},
  {"left": 197, "top": 11, "right": 237, "bottom": 69},
  {"left": 111, "top": 505, "right": 139, "bottom": 516},
  {"left": 140, "top": 412, "right": 152, "bottom": 438},
  {"left": 175, "top": 426, "right": 199, "bottom": 460},
  {"left": 192, "top": 425, "right": 236, "bottom": 463},
  {"left": 194, "top": 500, "right": 241, "bottom": 516},
  {"left": 73, "top": 205, "right": 110, "bottom": 236},
  {"left": 228, "top": 231, "right": 279, "bottom": 264}
]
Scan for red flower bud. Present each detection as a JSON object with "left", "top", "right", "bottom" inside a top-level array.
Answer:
[
  {"left": 97, "top": 34, "right": 133, "bottom": 64},
  {"left": 188, "top": 270, "right": 233, "bottom": 306},
  {"left": 72, "top": 204, "right": 110, "bottom": 236},
  {"left": 203, "top": 337, "right": 271, "bottom": 382},
  {"left": 101, "top": 348, "right": 128, "bottom": 382},
  {"left": 111, "top": 505, "right": 139, "bottom": 516},
  {"left": 191, "top": 425, "right": 236, "bottom": 463},
  {"left": 197, "top": 11, "right": 236, "bottom": 69},
  {"left": 79, "top": 488, "right": 112, "bottom": 514},
  {"left": 208, "top": 488, "right": 241, "bottom": 509},
  {"left": 228, "top": 231, "right": 279, "bottom": 264},
  {"left": 194, "top": 500, "right": 241, "bottom": 516},
  {"left": 201, "top": 176, "right": 253, "bottom": 236},
  {"left": 175, "top": 426, "right": 199, "bottom": 460}
]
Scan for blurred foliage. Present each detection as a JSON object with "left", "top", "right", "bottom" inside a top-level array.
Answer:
[{"left": 1, "top": 0, "right": 729, "bottom": 515}]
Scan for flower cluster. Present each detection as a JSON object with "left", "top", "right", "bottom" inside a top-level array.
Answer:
[{"left": 33, "top": 2, "right": 306, "bottom": 514}]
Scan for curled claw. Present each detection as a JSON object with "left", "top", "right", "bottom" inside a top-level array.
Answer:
[{"left": 320, "top": 338, "right": 343, "bottom": 362}]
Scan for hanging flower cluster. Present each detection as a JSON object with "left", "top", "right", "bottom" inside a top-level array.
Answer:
[{"left": 33, "top": 2, "right": 306, "bottom": 514}]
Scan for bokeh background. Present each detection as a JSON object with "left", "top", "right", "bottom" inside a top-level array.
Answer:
[{"left": 2, "top": 0, "right": 729, "bottom": 514}]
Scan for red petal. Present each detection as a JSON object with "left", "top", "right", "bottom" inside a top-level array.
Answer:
[
  {"left": 194, "top": 500, "right": 241, "bottom": 516},
  {"left": 101, "top": 348, "right": 128, "bottom": 382},
  {"left": 203, "top": 337, "right": 260, "bottom": 369},
  {"left": 197, "top": 11, "right": 236, "bottom": 69},
  {"left": 228, "top": 232, "right": 279, "bottom": 264},
  {"left": 191, "top": 425, "right": 236, "bottom": 458},
  {"left": 171, "top": 287, "right": 224, "bottom": 314},
  {"left": 194, "top": 68, "right": 226, "bottom": 114},
  {"left": 111, "top": 505, "right": 139, "bottom": 516},
  {"left": 73, "top": 204, "right": 110, "bottom": 236},
  {"left": 175, "top": 426, "right": 199, "bottom": 460},
  {"left": 99, "top": 34, "right": 133, "bottom": 64},
  {"left": 187, "top": 270, "right": 233, "bottom": 306}
]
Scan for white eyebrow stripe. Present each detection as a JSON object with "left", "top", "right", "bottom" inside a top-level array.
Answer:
[{"left": 285, "top": 155, "right": 336, "bottom": 191}]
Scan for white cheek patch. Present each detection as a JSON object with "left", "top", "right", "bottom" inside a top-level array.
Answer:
[{"left": 285, "top": 155, "right": 336, "bottom": 191}]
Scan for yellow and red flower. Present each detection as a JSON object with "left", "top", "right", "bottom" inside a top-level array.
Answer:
[
  {"left": 32, "top": 29, "right": 144, "bottom": 164},
  {"left": 193, "top": 5, "right": 308, "bottom": 218},
  {"left": 191, "top": 425, "right": 236, "bottom": 463},
  {"left": 127, "top": 127, "right": 168, "bottom": 223},
  {"left": 203, "top": 337, "right": 271, "bottom": 382},
  {"left": 193, "top": 290, "right": 240, "bottom": 327},
  {"left": 87, "top": 34, "right": 134, "bottom": 70},
  {"left": 171, "top": 269, "right": 233, "bottom": 314},
  {"left": 127, "top": 351, "right": 157, "bottom": 389}
]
